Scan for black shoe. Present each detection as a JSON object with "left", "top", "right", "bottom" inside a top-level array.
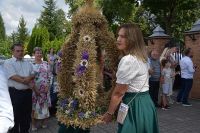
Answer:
[
  {"left": 162, "top": 105, "right": 170, "bottom": 110},
  {"left": 155, "top": 103, "right": 161, "bottom": 108},
  {"left": 165, "top": 104, "right": 171, "bottom": 108}
]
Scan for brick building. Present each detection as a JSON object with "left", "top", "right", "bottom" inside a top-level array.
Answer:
[
  {"left": 147, "top": 26, "right": 171, "bottom": 55},
  {"left": 184, "top": 19, "right": 200, "bottom": 99}
]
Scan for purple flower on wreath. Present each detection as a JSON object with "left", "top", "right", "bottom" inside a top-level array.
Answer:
[
  {"left": 60, "top": 99, "right": 68, "bottom": 109},
  {"left": 76, "top": 64, "right": 87, "bottom": 75},
  {"left": 82, "top": 51, "right": 89, "bottom": 60},
  {"left": 75, "top": 51, "right": 89, "bottom": 76},
  {"left": 78, "top": 112, "right": 85, "bottom": 119},
  {"left": 71, "top": 100, "right": 78, "bottom": 109},
  {"left": 91, "top": 112, "right": 96, "bottom": 117}
]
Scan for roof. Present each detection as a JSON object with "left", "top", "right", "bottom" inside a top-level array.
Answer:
[
  {"left": 185, "top": 19, "right": 200, "bottom": 34},
  {"left": 149, "top": 25, "right": 170, "bottom": 38}
]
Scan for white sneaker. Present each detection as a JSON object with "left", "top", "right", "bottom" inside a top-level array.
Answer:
[
  {"left": 32, "top": 127, "right": 37, "bottom": 131},
  {"left": 182, "top": 103, "right": 192, "bottom": 107},
  {"left": 168, "top": 97, "right": 174, "bottom": 104},
  {"left": 42, "top": 125, "right": 47, "bottom": 128}
]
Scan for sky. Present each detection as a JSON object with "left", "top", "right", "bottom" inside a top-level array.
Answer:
[{"left": 0, "top": 0, "right": 69, "bottom": 35}]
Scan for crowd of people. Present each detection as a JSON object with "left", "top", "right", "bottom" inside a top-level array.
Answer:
[
  {"left": 0, "top": 44, "right": 60, "bottom": 133},
  {"left": 0, "top": 23, "right": 196, "bottom": 133},
  {"left": 148, "top": 45, "right": 196, "bottom": 110}
]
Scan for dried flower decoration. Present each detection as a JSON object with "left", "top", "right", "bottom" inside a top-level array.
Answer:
[
  {"left": 80, "top": 59, "right": 88, "bottom": 67},
  {"left": 78, "top": 89, "right": 85, "bottom": 97},
  {"left": 82, "top": 51, "right": 89, "bottom": 60},
  {"left": 83, "top": 35, "right": 91, "bottom": 42}
]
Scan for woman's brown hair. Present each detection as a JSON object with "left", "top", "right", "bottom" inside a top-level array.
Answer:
[
  {"left": 118, "top": 23, "right": 148, "bottom": 62},
  {"left": 33, "top": 47, "right": 42, "bottom": 53}
]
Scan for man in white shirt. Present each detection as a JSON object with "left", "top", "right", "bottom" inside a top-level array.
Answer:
[
  {"left": 176, "top": 48, "right": 195, "bottom": 106},
  {"left": 4, "top": 43, "right": 35, "bottom": 133},
  {"left": 0, "top": 62, "right": 14, "bottom": 133}
]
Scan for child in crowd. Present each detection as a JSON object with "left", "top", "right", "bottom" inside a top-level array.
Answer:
[{"left": 161, "top": 59, "right": 175, "bottom": 110}]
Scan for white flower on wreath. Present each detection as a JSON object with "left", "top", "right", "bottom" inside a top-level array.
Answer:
[
  {"left": 68, "top": 100, "right": 73, "bottom": 107},
  {"left": 78, "top": 89, "right": 85, "bottom": 97},
  {"left": 65, "top": 110, "right": 70, "bottom": 114},
  {"left": 83, "top": 35, "right": 92, "bottom": 42},
  {"left": 80, "top": 59, "right": 88, "bottom": 68},
  {"left": 84, "top": 111, "right": 91, "bottom": 118}
]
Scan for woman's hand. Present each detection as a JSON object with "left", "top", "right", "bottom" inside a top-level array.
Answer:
[
  {"left": 44, "top": 85, "right": 49, "bottom": 93},
  {"left": 34, "top": 88, "right": 41, "bottom": 97},
  {"left": 102, "top": 112, "right": 113, "bottom": 123},
  {"left": 160, "top": 76, "right": 164, "bottom": 84}
]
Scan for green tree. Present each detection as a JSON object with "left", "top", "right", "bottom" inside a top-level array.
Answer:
[
  {"left": 27, "top": 26, "right": 49, "bottom": 55},
  {"left": 38, "top": 0, "right": 67, "bottom": 41},
  {"left": 17, "top": 16, "right": 29, "bottom": 43},
  {"left": 0, "top": 39, "right": 12, "bottom": 57},
  {"left": 142, "top": 0, "right": 200, "bottom": 39},
  {"left": 0, "top": 13, "right": 6, "bottom": 41},
  {"left": 11, "top": 31, "right": 18, "bottom": 44},
  {"left": 38, "top": 0, "right": 57, "bottom": 41},
  {"left": 65, "top": 0, "right": 137, "bottom": 24},
  {"left": 65, "top": 0, "right": 149, "bottom": 34},
  {"left": 55, "top": 9, "right": 69, "bottom": 39},
  {"left": 64, "top": 0, "right": 84, "bottom": 18}
]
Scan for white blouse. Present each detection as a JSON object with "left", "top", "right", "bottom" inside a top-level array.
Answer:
[{"left": 116, "top": 55, "right": 149, "bottom": 92}]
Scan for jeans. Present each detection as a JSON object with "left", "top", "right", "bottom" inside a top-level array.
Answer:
[{"left": 177, "top": 78, "right": 193, "bottom": 104}]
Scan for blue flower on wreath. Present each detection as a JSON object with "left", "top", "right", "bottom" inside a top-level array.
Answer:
[
  {"left": 60, "top": 99, "right": 68, "bottom": 109},
  {"left": 76, "top": 51, "right": 89, "bottom": 75},
  {"left": 82, "top": 51, "right": 89, "bottom": 60},
  {"left": 78, "top": 112, "right": 85, "bottom": 119},
  {"left": 71, "top": 99, "right": 78, "bottom": 109}
]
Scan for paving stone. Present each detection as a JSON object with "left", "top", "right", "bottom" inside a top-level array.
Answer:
[{"left": 33, "top": 98, "right": 200, "bottom": 133}]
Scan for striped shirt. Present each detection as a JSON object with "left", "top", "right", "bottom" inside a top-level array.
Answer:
[{"left": 149, "top": 58, "right": 161, "bottom": 81}]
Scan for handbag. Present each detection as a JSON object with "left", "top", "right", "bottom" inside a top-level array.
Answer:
[{"left": 117, "top": 71, "right": 148, "bottom": 124}]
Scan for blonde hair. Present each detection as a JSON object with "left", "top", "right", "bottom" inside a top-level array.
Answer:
[{"left": 118, "top": 23, "right": 148, "bottom": 62}]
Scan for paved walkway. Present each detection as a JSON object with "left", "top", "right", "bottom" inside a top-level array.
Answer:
[{"left": 32, "top": 98, "right": 200, "bottom": 133}]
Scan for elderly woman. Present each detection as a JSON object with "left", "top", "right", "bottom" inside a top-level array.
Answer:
[{"left": 31, "top": 47, "right": 51, "bottom": 131}]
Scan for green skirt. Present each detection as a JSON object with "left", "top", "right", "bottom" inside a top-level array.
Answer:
[
  {"left": 118, "top": 91, "right": 159, "bottom": 133},
  {"left": 58, "top": 124, "right": 90, "bottom": 133}
]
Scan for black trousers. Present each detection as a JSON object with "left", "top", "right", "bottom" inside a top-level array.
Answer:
[
  {"left": 149, "top": 81, "right": 160, "bottom": 106},
  {"left": 9, "top": 87, "right": 32, "bottom": 133}
]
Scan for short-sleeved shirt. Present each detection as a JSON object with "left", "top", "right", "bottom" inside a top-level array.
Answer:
[
  {"left": 3, "top": 57, "right": 34, "bottom": 90},
  {"left": 180, "top": 56, "right": 195, "bottom": 79},
  {"left": 149, "top": 58, "right": 161, "bottom": 81},
  {"left": 116, "top": 55, "right": 149, "bottom": 92}
]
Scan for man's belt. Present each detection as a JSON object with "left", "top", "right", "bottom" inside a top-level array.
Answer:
[{"left": 8, "top": 87, "right": 31, "bottom": 91}]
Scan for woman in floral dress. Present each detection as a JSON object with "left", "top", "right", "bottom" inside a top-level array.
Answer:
[{"left": 32, "top": 47, "right": 51, "bottom": 131}]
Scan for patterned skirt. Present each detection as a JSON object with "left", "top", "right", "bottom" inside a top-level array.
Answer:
[{"left": 118, "top": 91, "right": 159, "bottom": 133}]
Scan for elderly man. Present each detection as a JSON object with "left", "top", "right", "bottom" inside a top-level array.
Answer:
[
  {"left": 0, "top": 60, "right": 14, "bottom": 133},
  {"left": 149, "top": 50, "right": 161, "bottom": 107}
]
